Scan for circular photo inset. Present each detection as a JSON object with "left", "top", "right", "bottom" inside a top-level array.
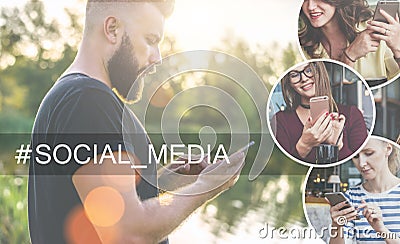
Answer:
[
  {"left": 297, "top": 0, "right": 400, "bottom": 89},
  {"left": 267, "top": 59, "right": 375, "bottom": 167},
  {"left": 303, "top": 135, "right": 400, "bottom": 243}
]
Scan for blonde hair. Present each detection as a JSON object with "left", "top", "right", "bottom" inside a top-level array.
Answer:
[{"left": 388, "top": 142, "right": 400, "bottom": 176}]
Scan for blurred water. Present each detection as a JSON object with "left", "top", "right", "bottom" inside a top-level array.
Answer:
[{"left": 169, "top": 175, "right": 317, "bottom": 243}]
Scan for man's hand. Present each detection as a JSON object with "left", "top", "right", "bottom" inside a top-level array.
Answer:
[
  {"left": 158, "top": 154, "right": 208, "bottom": 192},
  {"left": 195, "top": 151, "right": 246, "bottom": 196},
  {"left": 167, "top": 154, "right": 208, "bottom": 175}
]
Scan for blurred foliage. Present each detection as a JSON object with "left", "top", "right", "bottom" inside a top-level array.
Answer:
[
  {"left": 0, "top": 109, "right": 33, "bottom": 133},
  {"left": 0, "top": 0, "right": 81, "bottom": 124},
  {"left": 218, "top": 36, "right": 301, "bottom": 91},
  {"left": 0, "top": 176, "right": 29, "bottom": 244},
  {"left": 0, "top": 0, "right": 305, "bottom": 242}
]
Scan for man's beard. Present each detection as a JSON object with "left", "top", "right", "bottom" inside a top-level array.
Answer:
[{"left": 107, "top": 32, "right": 145, "bottom": 104}]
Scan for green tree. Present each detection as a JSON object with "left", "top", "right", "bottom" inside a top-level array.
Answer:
[{"left": 0, "top": 0, "right": 82, "bottom": 131}]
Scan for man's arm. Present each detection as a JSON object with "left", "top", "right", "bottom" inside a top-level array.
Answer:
[{"left": 72, "top": 151, "right": 244, "bottom": 243}]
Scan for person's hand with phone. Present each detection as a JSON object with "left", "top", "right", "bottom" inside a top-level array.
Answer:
[
  {"left": 325, "top": 113, "right": 346, "bottom": 150},
  {"left": 158, "top": 154, "right": 209, "bottom": 191},
  {"left": 327, "top": 200, "right": 357, "bottom": 244},
  {"left": 325, "top": 193, "right": 359, "bottom": 243},
  {"left": 328, "top": 200, "right": 359, "bottom": 226},
  {"left": 167, "top": 154, "right": 209, "bottom": 175},
  {"left": 296, "top": 112, "right": 333, "bottom": 159},
  {"left": 196, "top": 150, "right": 246, "bottom": 195},
  {"left": 368, "top": 10, "right": 400, "bottom": 64},
  {"left": 327, "top": 200, "right": 358, "bottom": 244}
]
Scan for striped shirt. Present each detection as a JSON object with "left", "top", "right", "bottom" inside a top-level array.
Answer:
[{"left": 343, "top": 183, "right": 400, "bottom": 243}]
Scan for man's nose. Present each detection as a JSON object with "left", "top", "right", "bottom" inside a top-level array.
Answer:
[{"left": 149, "top": 46, "right": 162, "bottom": 66}]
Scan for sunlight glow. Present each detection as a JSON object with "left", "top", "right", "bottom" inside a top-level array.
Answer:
[
  {"left": 165, "top": 0, "right": 299, "bottom": 50},
  {"left": 1, "top": 0, "right": 300, "bottom": 54}
]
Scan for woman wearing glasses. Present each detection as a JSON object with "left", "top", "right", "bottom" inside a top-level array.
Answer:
[
  {"left": 299, "top": 0, "right": 400, "bottom": 82},
  {"left": 271, "top": 61, "right": 368, "bottom": 163},
  {"left": 328, "top": 137, "right": 400, "bottom": 244}
]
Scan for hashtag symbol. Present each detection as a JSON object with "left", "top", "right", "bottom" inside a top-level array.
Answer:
[{"left": 15, "top": 144, "right": 32, "bottom": 165}]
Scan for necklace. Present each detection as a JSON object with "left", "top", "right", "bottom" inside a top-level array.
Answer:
[{"left": 300, "top": 104, "right": 310, "bottom": 109}]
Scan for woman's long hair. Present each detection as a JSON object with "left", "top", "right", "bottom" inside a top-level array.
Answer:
[
  {"left": 299, "top": 0, "right": 373, "bottom": 58},
  {"left": 281, "top": 61, "right": 338, "bottom": 112}
]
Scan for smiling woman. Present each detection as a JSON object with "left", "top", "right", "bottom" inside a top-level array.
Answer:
[
  {"left": 298, "top": 0, "right": 400, "bottom": 86},
  {"left": 269, "top": 60, "right": 368, "bottom": 165}
]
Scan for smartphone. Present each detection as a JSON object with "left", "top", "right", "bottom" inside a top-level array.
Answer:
[
  {"left": 373, "top": 1, "right": 399, "bottom": 23},
  {"left": 325, "top": 192, "right": 360, "bottom": 219},
  {"left": 325, "top": 192, "right": 348, "bottom": 208},
  {"left": 310, "top": 96, "right": 329, "bottom": 123},
  {"left": 236, "top": 141, "right": 255, "bottom": 154}
]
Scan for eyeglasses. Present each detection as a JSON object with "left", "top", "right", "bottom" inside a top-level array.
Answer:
[{"left": 288, "top": 65, "right": 314, "bottom": 84}]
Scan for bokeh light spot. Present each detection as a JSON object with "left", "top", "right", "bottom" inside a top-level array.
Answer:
[
  {"left": 84, "top": 186, "right": 125, "bottom": 227},
  {"left": 65, "top": 206, "right": 102, "bottom": 244},
  {"left": 149, "top": 84, "right": 174, "bottom": 108}
]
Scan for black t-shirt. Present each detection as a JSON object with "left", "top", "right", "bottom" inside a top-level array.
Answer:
[{"left": 28, "top": 73, "right": 166, "bottom": 243}]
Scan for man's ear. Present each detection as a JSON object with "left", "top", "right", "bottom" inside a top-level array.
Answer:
[{"left": 104, "top": 16, "right": 119, "bottom": 44}]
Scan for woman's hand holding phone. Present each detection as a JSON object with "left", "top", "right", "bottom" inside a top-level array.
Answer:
[
  {"left": 368, "top": 10, "right": 400, "bottom": 59},
  {"left": 296, "top": 112, "right": 333, "bottom": 158},
  {"left": 328, "top": 200, "right": 359, "bottom": 227}
]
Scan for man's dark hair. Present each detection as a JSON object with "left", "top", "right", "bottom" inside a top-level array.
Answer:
[{"left": 86, "top": 0, "right": 175, "bottom": 18}]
